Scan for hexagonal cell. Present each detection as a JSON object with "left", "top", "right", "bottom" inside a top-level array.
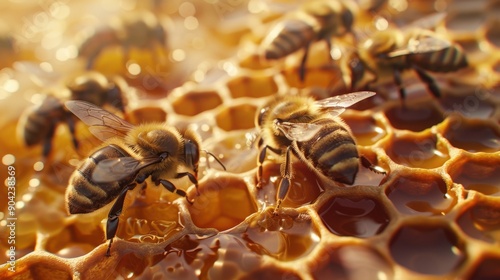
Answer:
[
  {"left": 485, "top": 19, "right": 500, "bottom": 48},
  {"left": 439, "top": 93, "right": 496, "bottom": 119},
  {"left": 257, "top": 161, "right": 324, "bottom": 209},
  {"left": 226, "top": 73, "right": 278, "bottom": 99},
  {"left": 171, "top": 89, "right": 223, "bottom": 116},
  {"left": 215, "top": 103, "right": 257, "bottom": 131},
  {"left": 448, "top": 155, "right": 500, "bottom": 196},
  {"left": 311, "top": 244, "right": 394, "bottom": 279},
  {"left": 245, "top": 209, "right": 320, "bottom": 261},
  {"left": 384, "top": 101, "right": 444, "bottom": 132},
  {"left": 318, "top": 196, "right": 390, "bottom": 238},
  {"left": 389, "top": 224, "right": 466, "bottom": 275},
  {"left": 456, "top": 198, "right": 500, "bottom": 243},
  {"left": 385, "top": 132, "right": 450, "bottom": 169},
  {"left": 441, "top": 117, "right": 500, "bottom": 152},
  {"left": 342, "top": 114, "right": 387, "bottom": 146},
  {"left": 282, "top": 66, "right": 343, "bottom": 89},
  {"left": 385, "top": 173, "right": 456, "bottom": 216},
  {"left": 467, "top": 254, "right": 500, "bottom": 280},
  {"left": 188, "top": 174, "right": 258, "bottom": 231},
  {"left": 126, "top": 106, "right": 167, "bottom": 124}
]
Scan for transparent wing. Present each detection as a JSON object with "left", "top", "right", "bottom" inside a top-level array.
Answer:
[
  {"left": 388, "top": 36, "right": 450, "bottom": 58},
  {"left": 65, "top": 100, "right": 134, "bottom": 142},
  {"left": 403, "top": 12, "right": 447, "bottom": 30},
  {"left": 276, "top": 122, "right": 323, "bottom": 142},
  {"left": 314, "top": 91, "right": 376, "bottom": 117},
  {"left": 92, "top": 156, "right": 161, "bottom": 183}
]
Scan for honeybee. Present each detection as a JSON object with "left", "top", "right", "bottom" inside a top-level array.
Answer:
[
  {"left": 260, "top": 0, "right": 356, "bottom": 81},
  {"left": 64, "top": 100, "right": 224, "bottom": 256},
  {"left": 17, "top": 72, "right": 127, "bottom": 158},
  {"left": 346, "top": 27, "right": 468, "bottom": 99},
  {"left": 256, "top": 91, "right": 384, "bottom": 209},
  {"left": 79, "top": 11, "right": 168, "bottom": 69}
]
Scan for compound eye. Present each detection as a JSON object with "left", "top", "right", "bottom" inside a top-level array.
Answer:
[
  {"left": 184, "top": 140, "right": 200, "bottom": 170},
  {"left": 256, "top": 106, "right": 270, "bottom": 128}
]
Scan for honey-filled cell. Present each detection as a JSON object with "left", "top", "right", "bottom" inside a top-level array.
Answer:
[
  {"left": 385, "top": 132, "right": 450, "bottom": 169},
  {"left": 215, "top": 103, "right": 257, "bottom": 131},
  {"left": 384, "top": 101, "right": 444, "bottom": 132},
  {"left": 311, "top": 244, "right": 394, "bottom": 280},
  {"left": 171, "top": 89, "right": 223, "bottom": 116},
  {"left": 389, "top": 224, "right": 466, "bottom": 275},
  {"left": 385, "top": 173, "right": 456, "bottom": 216},
  {"left": 226, "top": 73, "right": 278, "bottom": 99},
  {"left": 282, "top": 66, "right": 343, "bottom": 89},
  {"left": 440, "top": 117, "right": 500, "bottom": 152},
  {"left": 126, "top": 106, "right": 167, "bottom": 124},
  {"left": 439, "top": 93, "right": 496, "bottom": 120},
  {"left": 448, "top": 155, "right": 500, "bottom": 196},
  {"left": 244, "top": 209, "right": 320, "bottom": 261},
  {"left": 318, "top": 195, "right": 391, "bottom": 238},
  {"left": 467, "top": 254, "right": 500, "bottom": 280},
  {"left": 188, "top": 174, "right": 258, "bottom": 231},
  {"left": 456, "top": 198, "right": 500, "bottom": 243}
]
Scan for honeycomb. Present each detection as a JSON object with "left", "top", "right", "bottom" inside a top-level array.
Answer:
[{"left": 1, "top": 0, "right": 500, "bottom": 279}]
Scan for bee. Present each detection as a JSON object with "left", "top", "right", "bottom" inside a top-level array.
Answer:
[
  {"left": 17, "top": 72, "right": 127, "bottom": 158},
  {"left": 64, "top": 100, "right": 224, "bottom": 256},
  {"left": 346, "top": 27, "right": 468, "bottom": 100},
  {"left": 260, "top": 0, "right": 356, "bottom": 81},
  {"left": 256, "top": 91, "right": 384, "bottom": 209},
  {"left": 79, "top": 11, "right": 167, "bottom": 69}
]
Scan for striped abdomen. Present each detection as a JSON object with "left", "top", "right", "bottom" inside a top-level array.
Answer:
[
  {"left": 264, "top": 19, "right": 316, "bottom": 60},
  {"left": 66, "top": 144, "right": 135, "bottom": 214},
  {"left": 296, "top": 118, "right": 359, "bottom": 185},
  {"left": 21, "top": 96, "right": 64, "bottom": 147},
  {"left": 409, "top": 44, "right": 468, "bottom": 72}
]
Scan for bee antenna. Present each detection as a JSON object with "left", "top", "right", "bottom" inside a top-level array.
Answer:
[{"left": 203, "top": 150, "right": 226, "bottom": 171}]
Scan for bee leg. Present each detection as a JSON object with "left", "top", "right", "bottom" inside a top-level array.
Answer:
[
  {"left": 275, "top": 146, "right": 293, "bottom": 212},
  {"left": 393, "top": 68, "right": 406, "bottom": 102},
  {"left": 298, "top": 43, "right": 310, "bottom": 82},
  {"left": 106, "top": 184, "right": 135, "bottom": 257},
  {"left": 66, "top": 114, "right": 79, "bottom": 151},
  {"left": 257, "top": 145, "right": 268, "bottom": 188},
  {"left": 413, "top": 66, "right": 441, "bottom": 98},
  {"left": 257, "top": 144, "right": 281, "bottom": 188},
  {"left": 175, "top": 172, "right": 199, "bottom": 195},
  {"left": 360, "top": 156, "right": 386, "bottom": 175},
  {"left": 155, "top": 178, "right": 193, "bottom": 204},
  {"left": 41, "top": 124, "right": 56, "bottom": 158}
]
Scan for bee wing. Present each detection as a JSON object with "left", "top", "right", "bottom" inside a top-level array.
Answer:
[
  {"left": 65, "top": 100, "right": 134, "bottom": 142},
  {"left": 314, "top": 91, "right": 376, "bottom": 117},
  {"left": 276, "top": 122, "right": 323, "bottom": 142},
  {"left": 403, "top": 12, "right": 447, "bottom": 30},
  {"left": 387, "top": 36, "right": 451, "bottom": 57},
  {"left": 92, "top": 156, "right": 161, "bottom": 183}
]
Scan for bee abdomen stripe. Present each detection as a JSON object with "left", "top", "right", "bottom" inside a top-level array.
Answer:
[
  {"left": 303, "top": 128, "right": 353, "bottom": 159},
  {"left": 317, "top": 142, "right": 358, "bottom": 169},
  {"left": 74, "top": 170, "right": 109, "bottom": 200}
]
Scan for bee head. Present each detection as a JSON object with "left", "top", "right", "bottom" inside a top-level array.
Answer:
[{"left": 183, "top": 139, "right": 200, "bottom": 173}]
